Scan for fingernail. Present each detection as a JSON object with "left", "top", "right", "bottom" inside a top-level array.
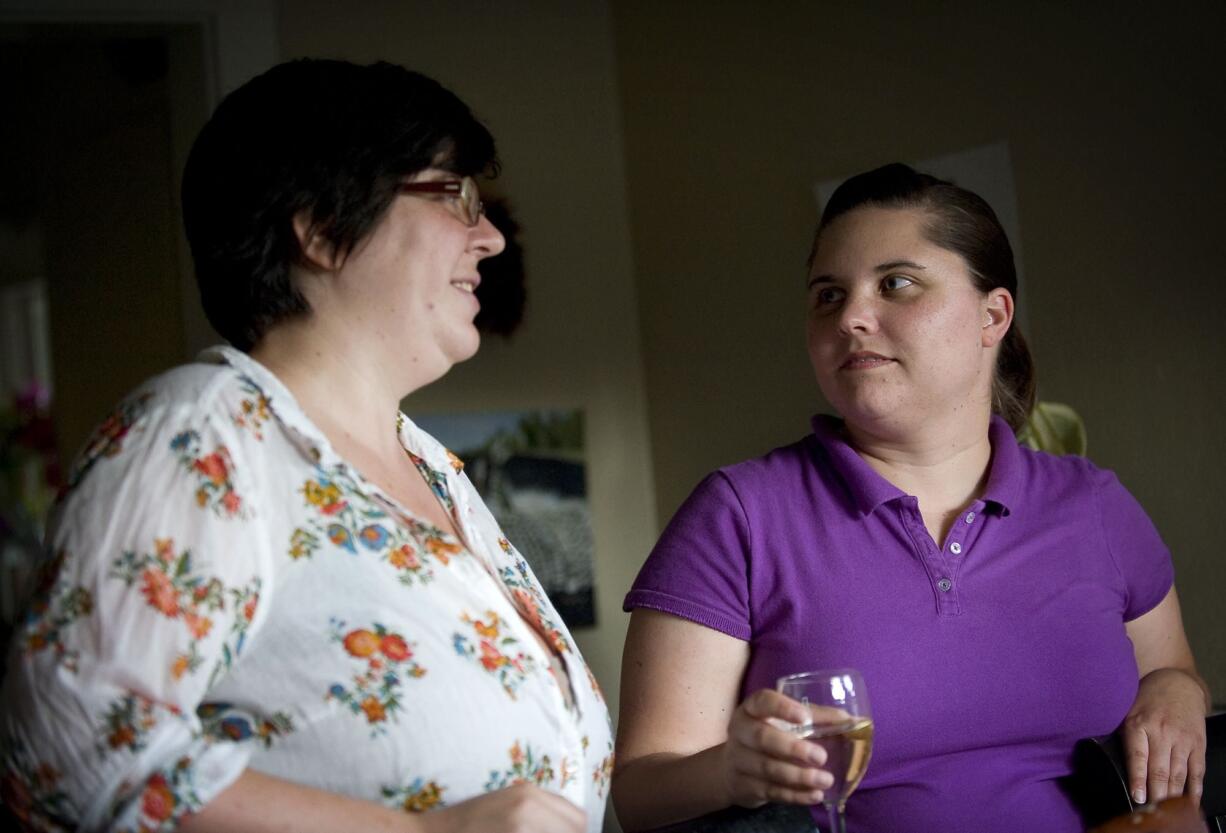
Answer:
[{"left": 1132, "top": 788, "right": 1145, "bottom": 805}]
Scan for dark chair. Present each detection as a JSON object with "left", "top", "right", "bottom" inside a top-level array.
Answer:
[
  {"left": 646, "top": 802, "right": 815, "bottom": 833},
  {"left": 1068, "top": 713, "right": 1226, "bottom": 832}
]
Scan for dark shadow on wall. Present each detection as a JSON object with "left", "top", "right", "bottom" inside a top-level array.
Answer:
[{"left": 0, "top": 22, "right": 209, "bottom": 655}]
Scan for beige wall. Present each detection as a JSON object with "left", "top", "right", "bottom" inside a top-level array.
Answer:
[
  {"left": 610, "top": 1, "right": 1225, "bottom": 698},
  {"left": 279, "top": 0, "right": 660, "bottom": 755}
]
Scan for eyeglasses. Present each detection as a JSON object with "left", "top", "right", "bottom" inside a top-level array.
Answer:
[{"left": 397, "top": 176, "right": 484, "bottom": 227}]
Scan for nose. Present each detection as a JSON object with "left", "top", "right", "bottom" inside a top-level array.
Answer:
[
  {"left": 471, "top": 213, "right": 506, "bottom": 259},
  {"left": 836, "top": 293, "right": 879, "bottom": 336}
]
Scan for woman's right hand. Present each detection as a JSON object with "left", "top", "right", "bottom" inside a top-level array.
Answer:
[
  {"left": 720, "top": 689, "right": 836, "bottom": 808},
  {"left": 421, "top": 783, "right": 586, "bottom": 833}
]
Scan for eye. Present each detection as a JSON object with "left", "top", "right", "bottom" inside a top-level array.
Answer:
[
  {"left": 881, "top": 274, "right": 914, "bottom": 292},
  {"left": 811, "top": 285, "right": 846, "bottom": 308}
]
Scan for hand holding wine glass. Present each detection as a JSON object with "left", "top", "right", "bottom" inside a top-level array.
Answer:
[
  {"left": 776, "top": 669, "right": 873, "bottom": 833},
  {"left": 718, "top": 688, "right": 838, "bottom": 809}
]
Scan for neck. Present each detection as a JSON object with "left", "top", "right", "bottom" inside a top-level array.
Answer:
[
  {"left": 250, "top": 316, "right": 436, "bottom": 457},
  {"left": 844, "top": 407, "right": 994, "bottom": 510}
]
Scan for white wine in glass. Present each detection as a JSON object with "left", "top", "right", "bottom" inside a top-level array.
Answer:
[{"left": 776, "top": 669, "right": 873, "bottom": 833}]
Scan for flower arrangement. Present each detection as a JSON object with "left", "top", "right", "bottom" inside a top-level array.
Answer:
[{"left": 0, "top": 381, "right": 62, "bottom": 630}]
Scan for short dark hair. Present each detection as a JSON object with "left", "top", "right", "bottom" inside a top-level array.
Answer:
[
  {"left": 181, "top": 59, "right": 498, "bottom": 351},
  {"left": 811, "top": 163, "right": 1036, "bottom": 431}
]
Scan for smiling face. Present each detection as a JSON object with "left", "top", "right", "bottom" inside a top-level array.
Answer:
[
  {"left": 805, "top": 206, "right": 1010, "bottom": 437},
  {"left": 314, "top": 168, "right": 505, "bottom": 385}
]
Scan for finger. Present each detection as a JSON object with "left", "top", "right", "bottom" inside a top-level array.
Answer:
[
  {"left": 1188, "top": 757, "right": 1206, "bottom": 803},
  {"left": 1167, "top": 745, "right": 1189, "bottom": 797},
  {"left": 738, "top": 773, "right": 827, "bottom": 807},
  {"left": 1146, "top": 735, "right": 1173, "bottom": 803},
  {"left": 733, "top": 751, "right": 835, "bottom": 791},
  {"left": 729, "top": 715, "right": 828, "bottom": 766},
  {"left": 1122, "top": 723, "right": 1149, "bottom": 805},
  {"left": 547, "top": 795, "right": 586, "bottom": 833},
  {"left": 510, "top": 785, "right": 586, "bottom": 833},
  {"left": 743, "top": 689, "right": 810, "bottom": 725},
  {"left": 802, "top": 704, "right": 853, "bottom": 727}
]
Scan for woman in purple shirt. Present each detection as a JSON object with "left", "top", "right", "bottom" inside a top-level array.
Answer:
[{"left": 612, "top": 164, "right": 1209, "bottom": 832}]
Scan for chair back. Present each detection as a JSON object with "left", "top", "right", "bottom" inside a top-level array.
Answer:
[{"left": 1069, "top": 713, "right": 1226, "bottom": 832}]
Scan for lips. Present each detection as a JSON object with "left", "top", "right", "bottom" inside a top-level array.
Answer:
[{"left": 840, "top": 351, "right": 895, "bottom": 370}]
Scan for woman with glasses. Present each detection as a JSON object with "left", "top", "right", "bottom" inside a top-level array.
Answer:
[
  {"left": 612, "top": 164, "right": 1208, "bottom": 832},
  {"left": 1, "top": 59, "right": 607, "bottom": 833}
]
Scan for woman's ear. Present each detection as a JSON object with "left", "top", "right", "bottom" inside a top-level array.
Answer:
[
  {"left": 291, "top": 210, "right": 344, "bottom": 271},
  {"left": 981, "top": 288, "right": 1015, "bottom": 347}
]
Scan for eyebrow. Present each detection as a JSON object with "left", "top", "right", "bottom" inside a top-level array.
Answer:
[{"left": 875, "top": 260, "right": 927, "bottom": 272}]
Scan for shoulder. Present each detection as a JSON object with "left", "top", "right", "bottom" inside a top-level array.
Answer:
[
  {"left": 92, "top": 360, "right": 259, "bottom": 428},
  {"left": 60, "top": 360, "right": 262, "bottom": 499},
  {"left": 147, "top": 359, "right": 265, "bottom": 415},
  {"left": 1001, "top": 444, "right": 1154, "bottom": 538},
  {"left": 664, "top": 436, "right": 820, "bottom": 529},
  {"left": 1012, "top": 443, "right": 1116, "bottom": 494},
  {"left": 714, "top": 436, "right": 816, "bottom": 491}
]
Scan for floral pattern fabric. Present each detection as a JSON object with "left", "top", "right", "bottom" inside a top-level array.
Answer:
[{"left": 0, "top": 346, "right": 610, "bottom": 832}]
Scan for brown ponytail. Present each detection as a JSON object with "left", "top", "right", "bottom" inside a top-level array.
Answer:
[{"left": 992, "top": 327, "right": 1036, "bottom": 432}]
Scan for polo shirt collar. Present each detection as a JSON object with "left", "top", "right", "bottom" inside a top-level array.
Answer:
[
  {"left": 809, "top": 413, "right": 1021, "bottom": 517},
  {"left": 979, "top": 414, "right": 1022, "bottom": 516}
]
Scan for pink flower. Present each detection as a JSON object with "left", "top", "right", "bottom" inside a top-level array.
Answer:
[
  {"left": 479, "top": 640, "right": 506, "bottom": 671},
  {"left": 380, "top": 634, "right": 411, "bottom": 662},
  {"left": 141, "top": 570, "right": 179, "bottom": 617},
  {"left": 192, "top": 452, "right": 229, "bottom": 485},
  {"left": 183, "top": 613, "right": 212, "bottom": 639},
  {"left": 141, "top": 774, "right": 176, "bottom": 821}
]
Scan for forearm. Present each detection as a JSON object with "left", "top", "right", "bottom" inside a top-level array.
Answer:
[
  {"left": 179, "top": 770, "right": 585, "bottom": 833},
  {"left": 611, "top": 744, "right": 731, "bottom": 832},
  {"left": 180, "top": 769, "right": 421, "bottom": 833}
]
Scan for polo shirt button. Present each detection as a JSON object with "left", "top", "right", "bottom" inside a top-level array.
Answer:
[
  {"left": 950, "top": 542, "right": 962, "bottom": 554},
  {"left": 965, "top": 512, "right": 976, "bottom": 524},
  {"left": 938, "top": 578, "right": 953, "bottom": 592}
]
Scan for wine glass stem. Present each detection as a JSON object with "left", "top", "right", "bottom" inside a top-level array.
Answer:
[{"left": 824, "top": 802, "right": 847, "bottom": 833}]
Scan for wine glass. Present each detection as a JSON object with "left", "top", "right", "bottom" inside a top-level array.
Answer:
[{"left": 776, "top": 669, "right": 873, "bottom": 833}]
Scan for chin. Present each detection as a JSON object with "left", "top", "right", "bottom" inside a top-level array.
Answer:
[
  {"left": 822, "top": 382, "right": 899, "bottom": 422},
  {"left": 450, "top": 331, "right": 481, "bottom": 364},
  {"left": 834, "top": 396, "right": 911, "bottom": 432}
]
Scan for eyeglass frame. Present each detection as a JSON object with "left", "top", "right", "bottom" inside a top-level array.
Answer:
[{"left": 396, "top": 176, "right": 484, "bottom": 227}]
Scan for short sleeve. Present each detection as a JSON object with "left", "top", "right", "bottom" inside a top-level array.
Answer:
[
  {"left": 1, "top": 383, "right": 274, "bottom": 832},
  {"left": 623, "top": 472, "right": 753, "bottom": 641},
  {"left": 1093, "top": 467, "right": 1174, "bottom": 622}
]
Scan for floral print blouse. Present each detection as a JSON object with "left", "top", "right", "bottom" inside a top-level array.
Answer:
[{"left": 1, "top": 346, "right": 612, "bottom": 832}]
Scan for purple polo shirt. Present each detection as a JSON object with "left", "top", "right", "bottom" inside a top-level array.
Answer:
[{"left": 624, "top": 415, "right": 1173, "bottom": 833}]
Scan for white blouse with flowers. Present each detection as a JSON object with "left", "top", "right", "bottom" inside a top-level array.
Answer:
[{"left": 1, "top": 346, "right": 612, "bottom": 832}]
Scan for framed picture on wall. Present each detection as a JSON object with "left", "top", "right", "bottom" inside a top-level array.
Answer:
[{"left": 413, "top": 409, "right": 596, "bottom": 628}]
